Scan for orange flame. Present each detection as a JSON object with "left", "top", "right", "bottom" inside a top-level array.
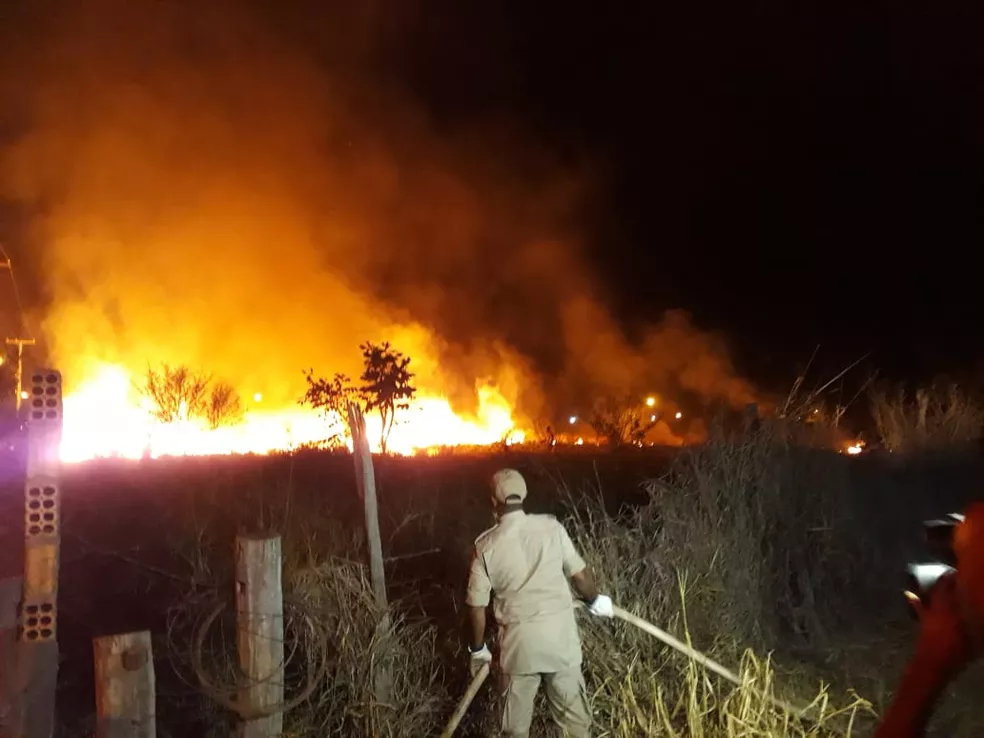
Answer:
[{"left": 59, "top": 363, "right": 524, "bottom": 462}]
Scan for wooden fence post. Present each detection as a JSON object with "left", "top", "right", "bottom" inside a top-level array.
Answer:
[
  {"left": 346, "top": 403, "right": 392, "bottom": 712},
  {"left": 346, "top": 404, "right": 388, "bottom": 612},
  {"left": 18, "top": 370, "right": 63, "bottom": 738},
  {"left": 235, "top": 536, "right": 284, "bottom": 738},
  {"left": 93, "top": 631, "right": 155, "bottom": 738}
]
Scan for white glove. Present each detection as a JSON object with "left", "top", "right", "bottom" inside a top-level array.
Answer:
[
  {"left": 468, "top": 643, "right": 492, "bottom": 678},
  {"left": 588, "top": 594, "right": 614, "bottom": 618}
]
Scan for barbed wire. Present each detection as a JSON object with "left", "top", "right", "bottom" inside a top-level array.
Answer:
[{"left": 167, "top": 589, "right": 331, "bottom": 721}]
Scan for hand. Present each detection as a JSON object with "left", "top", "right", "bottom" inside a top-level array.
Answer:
[
  {"left": 588, "top": 593, "right": 614, "bottom": 618},
  {"left": 911, "top": 571, "right": 976, "bottom": 675},
  {"left": 468, "top": 643, "right": 492, "bottom": 678}
]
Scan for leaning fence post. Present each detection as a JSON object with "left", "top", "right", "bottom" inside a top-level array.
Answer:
[
  {"left": 346, "top": 402, "right": 393, "bottom": 722},
  {"left": 235, "top": 535, "right": 284, "bottom": 738},
  {"left": 93, "top": 631, "right": 156, "bottom": 738},
  {"left": 18, "top": 370, "right": 63, "bottom": 738},
  {"left": 346, "top": 403, "right": 389, "bottom": 613}
]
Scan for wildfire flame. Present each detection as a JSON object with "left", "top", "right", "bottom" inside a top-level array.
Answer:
[{"left": 59, "top": 364, "right": 524, "bottom": 463}]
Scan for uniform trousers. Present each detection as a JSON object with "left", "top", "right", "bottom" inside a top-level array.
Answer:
[{"left": 499, "top": 666, "right": 591, "bottom": 737}]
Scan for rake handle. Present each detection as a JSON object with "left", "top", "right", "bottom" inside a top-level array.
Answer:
[
  {"left": 610, "top": 604, "right": 806, "bottom": 718},
  {"left": 438, "top": 602, "right": 806, "bottom": 737},
  {"left": 611, "top": 605, "right": 743, "bottom": 684},
  {"left": 440, "top": 662, "right": 490, "bottom": 738}
]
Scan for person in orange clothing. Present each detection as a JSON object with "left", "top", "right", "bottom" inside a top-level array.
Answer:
[{"left": 875, "top": 501, "right": 984, "bottom": 737}]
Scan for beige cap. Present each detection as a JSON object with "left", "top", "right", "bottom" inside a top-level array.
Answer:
[{"left": 491, "top": 468, "right": 528, "bottom": 504}]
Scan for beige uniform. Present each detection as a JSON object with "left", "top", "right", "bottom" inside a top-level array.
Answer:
[{"left": 466, "top": 510, "right": 592, "bottom": 737}]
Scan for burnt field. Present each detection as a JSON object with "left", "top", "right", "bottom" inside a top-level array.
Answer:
[{"left": 3, "top": 437, "right": 984, "bottom": 737}]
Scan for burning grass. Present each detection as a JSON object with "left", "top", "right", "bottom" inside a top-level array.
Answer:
[{"left": 42, "top": 420, "right": 984, "bottom": 737}]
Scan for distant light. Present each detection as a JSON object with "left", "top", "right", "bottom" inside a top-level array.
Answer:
[
  {"left": 645, "top": 397, "right": 656, "bottom": 407},
  {"left": 19, "top": 391, "right": 28, "bottom": 400},
  {"left": 253, "top": 393, "right": 263, "bottom": 403},
  {"left": 650, "top": 414, "right": 657, "bottom": 422},
  {"left": 568, "top": 415, "right": 577, "bottom": 425},
  {"left": 847, "top": 444, "right": 863, "bottom": 455},
  {"left": 575, "top": 437, "right": 584, "bottom": 446},
  {"left": 675, "top": 411, "right": 683, "bottom": 420}
]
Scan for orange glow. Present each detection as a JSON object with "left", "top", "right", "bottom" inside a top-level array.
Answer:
[
  {"left": 0, "top": 0, "right": 768, "bottom": 475},
  {"left": 60, "top": 363, "right": 525, "bottom": 463}
]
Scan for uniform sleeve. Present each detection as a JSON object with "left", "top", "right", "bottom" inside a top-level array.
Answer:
[
  {"left": 465, "top": 546, "right": 492, "bottom": 607},
  {"left": 559, "top": 524, "right": 588, "bottom": 578}
]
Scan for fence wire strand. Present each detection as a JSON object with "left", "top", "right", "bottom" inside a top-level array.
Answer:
[{"left": 166, "top": 590, "right": 330, "bottom": 721}]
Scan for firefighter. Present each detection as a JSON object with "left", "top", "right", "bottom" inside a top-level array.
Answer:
[{"left": 465, "top": 468, "right": 613, "bottom": 737}]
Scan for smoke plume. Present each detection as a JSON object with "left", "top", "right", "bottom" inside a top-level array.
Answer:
[{"left": 0, "top": 0, "right": 757, "bottom": 426}]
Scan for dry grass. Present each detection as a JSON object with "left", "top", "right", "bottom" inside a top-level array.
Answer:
[
  {"left": 97, "top": 409, "right": 984, "bottom": 737},
  {"left": 566, "top": 419, "right": 882, "bottom": 657},
  {"left": 163, "top": 439, "right": 878, "bottom": 737},
  {"left": 282, "top": 559, "right": 875, "bottom": 738},
  {"left": 870, "top": 382, "right": 984, "bottom": 454},
  {"left": 557, "top": 419, "right": 881, "bottom": 737},
  {"left": 285, "top": 557, "right": 449, "bottom": 737},
  {"left": 286, "top": 420, "right": 880, "bottom": 736},
  {"left": 164, "top": 519, "right": 451, "bottom": 738},
  {"left": 575, "top": 576, "right": 873, "bottom": 738}
]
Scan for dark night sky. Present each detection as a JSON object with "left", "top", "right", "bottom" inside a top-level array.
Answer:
[{"left": 381, "top": 1, "right": 984, "bottom": 387}]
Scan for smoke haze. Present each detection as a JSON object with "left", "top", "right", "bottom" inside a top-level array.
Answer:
[{"left": 0, "top": 0, "right": 757, "bottom": 425}]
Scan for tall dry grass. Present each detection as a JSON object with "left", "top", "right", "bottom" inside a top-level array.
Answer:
[
  {"left": 163, "top": 443, "right": 877, "bottom": 737},
  {"left": 148, "top": 409, "right": 984, "bottom": 736},
  {"left": 870, "top": 383, "right": 984, "bottom": 455},
  {"left": 556, "top": 419, "right": 879, "bottom": 736},
  {"left": 285, "top": 557, "right": 449, "bottom": 737},
  {"left": 281, "top": 420, "right": 879, "bottom": 735},
  {"left": 562, "top": 414, "right": 984, "bottom": 737},
  {"left": 283, "top": 561, "right": 873, "bottom": 738},
  {"left": 164, "top": 515, "right": 451, "bottom": 738},
  {"left": 566, "top": 419, "right": 883, "bottom": 652}
]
